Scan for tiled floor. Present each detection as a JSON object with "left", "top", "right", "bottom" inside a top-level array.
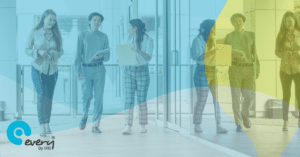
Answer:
[
  {"left": 1, "top": 114, "right": 300, "bottom": 157},
  {"left": 0, "top": 115, "right": 233, "bottom": 157},
  {"left": 189, "top": 114, "right": 300, "bottom": 157}
]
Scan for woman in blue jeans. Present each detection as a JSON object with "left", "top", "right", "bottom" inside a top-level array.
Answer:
[{"left": 25, "top": 9, "right": 63, "bottom": 136}]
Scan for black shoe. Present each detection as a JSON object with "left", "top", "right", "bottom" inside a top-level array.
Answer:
[
  {"left": 79, "top": 124, "right": 86, "bottom": 130},
  {"left": 92, "top": 127, "right": 102, "bottom": 133},
  {"left": 242, "top": 116, "right": 251, "bottom": 128}
]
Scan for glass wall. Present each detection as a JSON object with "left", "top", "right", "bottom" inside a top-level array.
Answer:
[{"left": 138, "top": 0, "right": 158, "bottom": 121}]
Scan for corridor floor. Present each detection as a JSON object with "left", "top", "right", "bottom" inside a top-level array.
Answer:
[{"left": 0, "top": 115, "right": 233, "bottom": 157}]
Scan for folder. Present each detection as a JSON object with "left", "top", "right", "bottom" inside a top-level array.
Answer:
[
  {"left": 117, "top": 44, "right": 137, "bottom": 66},
  {"left": 90, "top": 48, "right": 111, "bottom": 62},
  {"left": 216, "top": 44, "right": 232, "bottom": 66},
  {"left": 204, "top": 44, "right": 232, "bottom": 66}
]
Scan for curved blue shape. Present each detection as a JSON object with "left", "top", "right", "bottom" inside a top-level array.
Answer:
[{"left": 7, "top": 121, "right": 31, "bottom": 145}]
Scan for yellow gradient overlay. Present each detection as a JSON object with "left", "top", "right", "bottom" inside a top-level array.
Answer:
[{"left": 203, "top": 0, "right": 299, "bottom": 156}]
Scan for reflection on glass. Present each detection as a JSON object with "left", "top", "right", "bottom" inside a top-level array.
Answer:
[{"left": 191, "top": 20, "right": 228, "bottom": 133}]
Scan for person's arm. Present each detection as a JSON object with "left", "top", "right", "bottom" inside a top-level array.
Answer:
[
  {"left": 205, "top": 38, "right": 217, "bottom": 58},
  {"left": 275, "top": 42, "right": 284, "bottom": 58},
  {"left": 190, "top": 38, "right": 205, "bottom": 61},
  {"left": 102, "top": 35, "right": 110, "bottom": 62},
  {"left": 252, "top": 33, "right": 260, "bottom": 78},
  {"left": 205, "top": 47, "right": 217, "bottom": 58},
  {"left": 74, "top": 33, "right": 83, "bottom": 78},
  {"left": 25, "top": 30, "right": 40, "bottom": 60},
  {"left": 136, "top": 37, "right": 153, "bottom": 61},
  {"left": 50, "top": 42, "right": 64, "bottom": 62}
]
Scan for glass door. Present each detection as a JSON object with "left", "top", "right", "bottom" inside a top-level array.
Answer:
[{"left": 167, "top": 0, "right": 181, "bottom": 130}]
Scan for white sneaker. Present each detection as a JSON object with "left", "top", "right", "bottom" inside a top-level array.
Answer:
[
  {"left": 140, "top": 125, "right": 147, "bottom": 133},
  {"left": 122, "top": 125, "right": 132, "bottom": 135},
  {"left": 194, "top": 124, "right": 203, "bottom": 132},
  {"left": 216, "top": 124, "right": 228, "bottom": 133}
]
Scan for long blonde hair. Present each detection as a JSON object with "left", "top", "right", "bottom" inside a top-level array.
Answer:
[{"left": 33, "top": 9, "right": 62, "bottom": 50}]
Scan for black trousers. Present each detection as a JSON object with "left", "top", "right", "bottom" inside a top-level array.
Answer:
[{"left": 280, "top": 71, "right": 300, "bottom": 122}]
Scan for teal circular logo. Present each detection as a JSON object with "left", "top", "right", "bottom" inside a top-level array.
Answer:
[{"left": 7, "top": 121, "right": 31, "bottom": 145}]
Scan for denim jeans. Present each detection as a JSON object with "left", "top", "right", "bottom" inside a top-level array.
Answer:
[
  {"left": 31, "top": 66, "right": 58, "bottom": 125},
  {"left": 79, "top": 65, "right": 106, "bottom": 127}
]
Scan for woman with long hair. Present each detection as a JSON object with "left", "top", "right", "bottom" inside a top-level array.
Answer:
[
  {"left": 122, "top": 19, "right": 153, "bottom": 135},
  {"left": 191, "top": 19, "right": 228, "bottom": 133},
  {"left": 25, "top": 9, "right": 63, "bottom": 136},
  {"left": 275, "top": 11, "right": 300, "bottom": 131}
]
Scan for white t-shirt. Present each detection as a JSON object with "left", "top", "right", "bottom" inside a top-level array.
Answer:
[{"left": 126, "top": 35, "right": 154, "bottom": 66}]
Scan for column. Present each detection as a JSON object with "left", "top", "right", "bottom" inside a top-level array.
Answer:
[{"left": 0, "top": 0, "right": 17, "bottom": 119}]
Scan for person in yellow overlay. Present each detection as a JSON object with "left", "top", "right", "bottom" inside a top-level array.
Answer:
[
  {"left": 224, "top": 13, "right": 260, "bottom": 132},
  {"left": 191, "top": 19, "right": 228, "bottom": 133},
  {"left": 275, "top": 11, "right": 300, "bottom": 131}
]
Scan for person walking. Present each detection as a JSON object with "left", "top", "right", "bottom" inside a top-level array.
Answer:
[
  {"left": 25, "top": 9, "right": 63, "bottom": 136},
  {"left": 74, "top": 12, "right": 110, "bottom": 133},
  {"left": 275, "top": 11, "right": 300, "bottom": 131},
  {"left": 191, "top": 19, "right": 228, "bottom": 134},
  {"left": 121, "top": 19, "right": 153, "bottom": 135},
  {"left": 224, "top": 13, "right": 260, "bottom": 132}
]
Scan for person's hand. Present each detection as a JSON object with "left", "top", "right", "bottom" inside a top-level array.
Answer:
[
  {"left": 235, "top": 54, "right": 246, "bottom": 60},
  {"left": 38, "top": 50, "right": 48, "bottom": 57},
  {"left": 131, "top": 46, "right": 139, "bottom": 53},
  {"left": 292, "top": 51, "right": 300, "bottom": 55},
  {"left": 94, "top": 53, "right": 104, "bottom": 60},
  {"left": 47, "top": 50, "right": 55, "bottom": 59},
  {"left": 285, "top": 50, "right": 294, "bottom": 55},
  {"left": 77, "top": 74, "right": 82, "bottom": 80}
]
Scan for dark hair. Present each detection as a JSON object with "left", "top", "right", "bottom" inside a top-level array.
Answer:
[
  {"left": 198, "top": 19, "right": 215, "bottom": 50},
  {"left": 276, "top": 11, "right": 300, "bottom": 50},
  {"left": 129, "top": 19, "right": 147, "bottom": 50},
  {"left": 230, "top": 13, "right": 246, "bottom": 24},
  {"left": 34, "top": 9, "right": 62, "bottom": 50},
  {"left": 88, "top": 12, "right": 104, "bottom": 27}
]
